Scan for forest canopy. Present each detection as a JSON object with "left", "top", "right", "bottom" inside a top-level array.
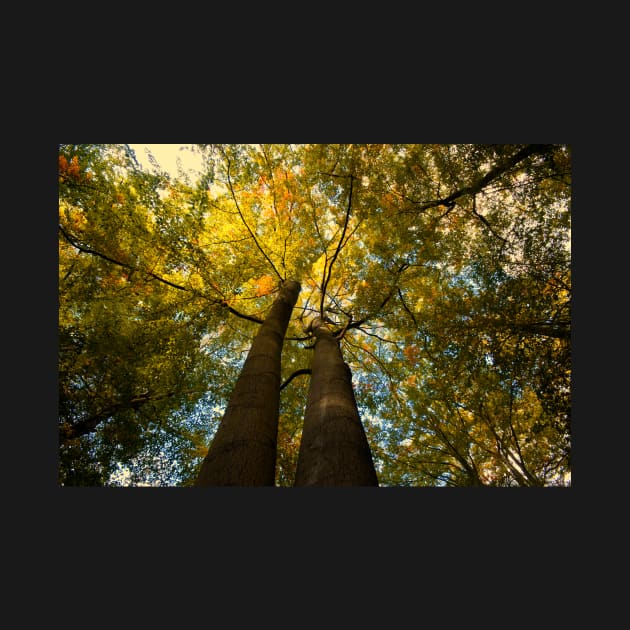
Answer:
[{"left": 58, "top": 144, "right": 571, "bottom": 487}]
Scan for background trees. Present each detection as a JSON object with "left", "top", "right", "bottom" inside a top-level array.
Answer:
[{"left": 58, "top": 143, "right": 571, "bottom": 486}]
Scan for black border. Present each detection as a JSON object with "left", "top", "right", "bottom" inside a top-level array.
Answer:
[{"left": 44, "top": 111, "right": 580, "bottom": 611}]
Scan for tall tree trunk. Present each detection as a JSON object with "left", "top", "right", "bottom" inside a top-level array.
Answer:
[
  {"left": 196, "top": 280, "right": 301, "bottom": 486},
  {"left": 294, "top": 318, "right": 379, "bottom": 486}
]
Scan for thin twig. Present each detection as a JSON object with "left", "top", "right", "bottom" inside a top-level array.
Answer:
[
  {"left": 320, "top": 173, "right": 356, "bottom": 316},
  {"left": 222, "top": 149, "right": 284, "bottom": 281}
]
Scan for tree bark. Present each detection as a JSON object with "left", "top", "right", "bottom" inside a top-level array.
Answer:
[
  {"left": 195, "top": 280, "right": 301, "bottom": 486},
  {"left": 294, "top": 318, "right": 379, "bottom": 486}
]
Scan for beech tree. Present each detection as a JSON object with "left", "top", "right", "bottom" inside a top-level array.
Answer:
[
  {"left": 58, "top": 143, "right": 571, "bottom": 487},
  {"left": 195, "top": 280, "right": 300, "bottom": 486},
  {"left": 294, "top": 317, "right": 378, "bottom": 486}
]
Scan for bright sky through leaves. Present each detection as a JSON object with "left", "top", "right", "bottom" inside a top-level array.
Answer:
[{"left": 129, "top": 144, "right": 203, "bottom": 180}]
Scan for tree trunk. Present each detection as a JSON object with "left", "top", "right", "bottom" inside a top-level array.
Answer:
[
  {"left": 195, "top": 280, "right": 301, "bottom": 486},
  {"left": 294, "top": 318, "right": 379, "bottom": 486}
]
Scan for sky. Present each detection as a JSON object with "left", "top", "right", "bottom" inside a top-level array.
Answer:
[{"left": 128, "top": 144, "right": 204, "bottom": 180}]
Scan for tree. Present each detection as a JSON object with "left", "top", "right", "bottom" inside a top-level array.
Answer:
[
  {"left": 195, "top": 280, "right": 300, "bottom": 486},
  {"left": 58, "top": 143, "right": 571, "bottom": 486},
  {"left": 58, "top": 145, "right": 225, "bottom": 485},
  {"left": 294, "top": 317, "right": 378, "bottom": 486}
]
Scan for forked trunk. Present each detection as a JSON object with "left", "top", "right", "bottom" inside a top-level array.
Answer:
[
  {"left": 196, "top": 280, "right": 301, "bottom": 486},
  {"left": 294, "top": 318, "right": 378, "bottom": 486}
]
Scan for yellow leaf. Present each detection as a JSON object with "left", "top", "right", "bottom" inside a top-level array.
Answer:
[{"left": 254, "top": 275, "right": 275, "bottom": 297}]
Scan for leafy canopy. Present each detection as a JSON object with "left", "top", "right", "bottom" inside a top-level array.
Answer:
[{"left": 58, "top": 143, "right": 571, "bottom": 486}]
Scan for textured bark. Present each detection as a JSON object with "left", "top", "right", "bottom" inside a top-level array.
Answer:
[
  {"left": 294, "top": 319, "right": 378, "bottom": 486},
  {"left": 195, "top": 280, "right": 300, "bottom": 486}
]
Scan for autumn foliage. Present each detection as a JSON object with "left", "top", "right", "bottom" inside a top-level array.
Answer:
[
  {"left": 59, "top": 154, "right": 91, "bottom": 183},
  {"left": 58, "top": 143, "right": 571, "bottom": 487},
  {"left": 254, "top": 275, "right": 275, "bottom": 297}
]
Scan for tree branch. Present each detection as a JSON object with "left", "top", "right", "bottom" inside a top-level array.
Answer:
[
  {"left": 59, "top": 389, "right": 184, "bottom": 444},
  {"left": 397, "top": 287, "right": 418, "bottom": 326},
  {"left": 320, "top": 173, "right": 356, "bottom": 316},
  {"left": 279, "top": 368, "right": 312, "bottom": 391},
  {"left": 404, "top": 144, "right": 554, "bottom": 214},
  {"left": 348, "top": 262, "right": 409, "bottom": 330},
  {"left": 221, "top": 302, "right": 264, "bottom": 324},
  {"left": 59, "top": 224, "right": 264, "bottom": 324},
  {"left": 470, "top": 194, "right": 508, "bottom": 244},
  {"left": 222, "top": 150, "right": 284, "bottom": 281},
  {"left": 59, "top": 224, "right": 190, "bottom": 291}
]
